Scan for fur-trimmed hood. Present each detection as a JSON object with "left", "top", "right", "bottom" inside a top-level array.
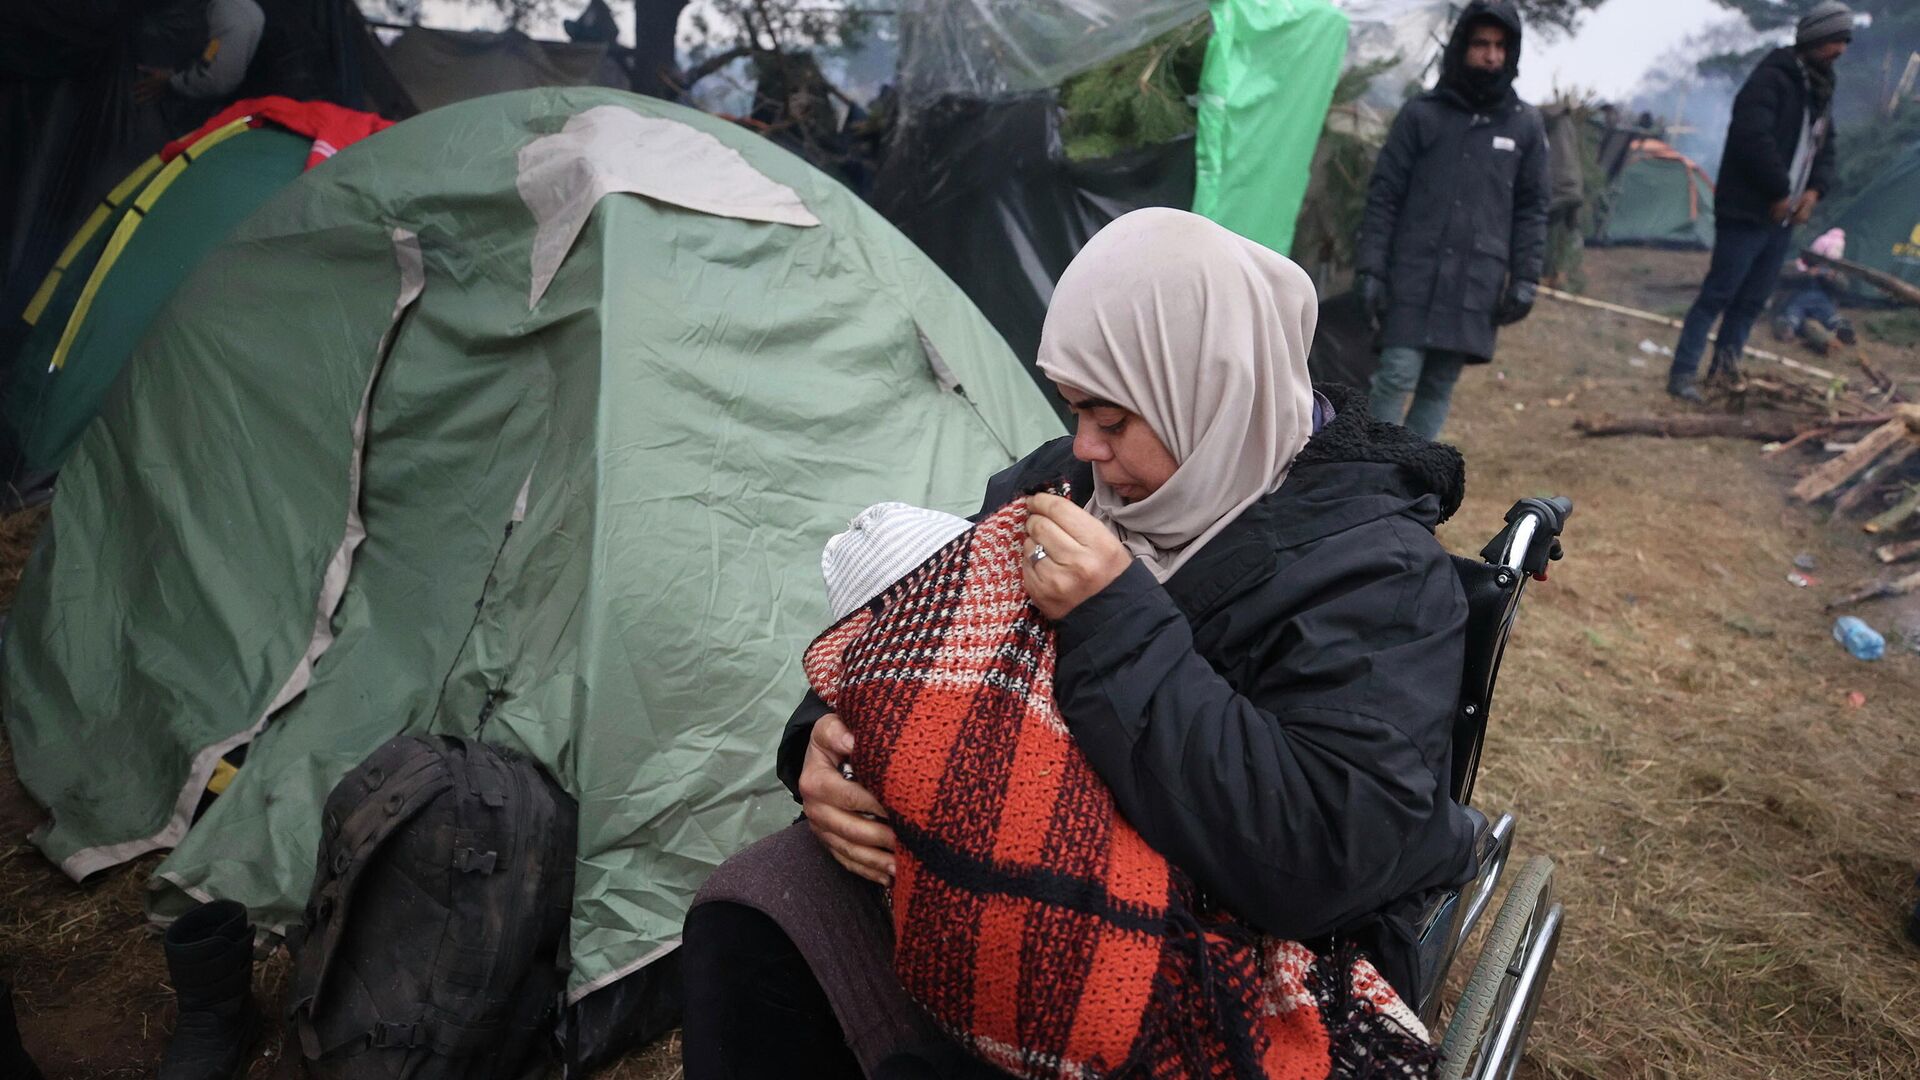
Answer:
[{"left": 1290, "top": 384, "right": 1466, "bottom": 525}]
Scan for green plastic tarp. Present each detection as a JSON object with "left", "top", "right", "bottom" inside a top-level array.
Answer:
[
  {"left": 1833, "top": 144, "right": 1920, "bottom": 290},
  {"left": 1192, "top": 0, "right": 1350, "bottom": 255},
  {"left": 2, "top": 87, "right": 1064, "bottom": 1003},
  {"left": 3, "top": 125, "right": 310, "bottom": 474}
]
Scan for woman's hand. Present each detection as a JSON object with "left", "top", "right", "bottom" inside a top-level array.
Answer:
[
  {"left": 1022, "top": 493, "right": 1134, "bottom": 620},
  {"left": 795, "top": 712, "right": 896, "bottom": 887}
]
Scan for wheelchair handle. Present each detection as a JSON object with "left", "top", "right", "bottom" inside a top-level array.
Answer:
[{"left": 1486, "top": 496, "right": 1573, "bottom": 579}]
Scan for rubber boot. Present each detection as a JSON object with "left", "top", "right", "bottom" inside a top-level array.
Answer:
[
  {"left": 1835, "top": 318, "right": 1858, "bottom": 347},
  {"left": 158, "top": 900, "right": 257, "bottom": 1080},
  {"left": 1667, "top": 378, "right": 1705, "bottom": 404},
  {"left": 1801, "top": 320, "right": 1833, "bottom": 356},
  {"left": 1, "top": 980, "right": 46, "bottom": 1080}
]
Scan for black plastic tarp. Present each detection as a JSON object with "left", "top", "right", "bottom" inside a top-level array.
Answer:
[
  {"left": 379, "top": 27, "right": 627, "bottom": 114},
  {"left": 871, "top": 94, "right": 1195, "bottom": 416}
]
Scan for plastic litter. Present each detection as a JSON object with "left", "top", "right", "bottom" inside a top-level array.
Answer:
[
  {"left": 1793, "top": 553, "right": 1817, "bottom": 571},
  {"left": 1786, "top": 571, "right": 1817, "bottom": 588},
  {"left": 1833, "top": 615, "right": 1886, "bottom": 661}
]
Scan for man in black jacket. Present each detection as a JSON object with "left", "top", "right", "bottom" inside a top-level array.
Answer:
[
  {"left": 1355, "top": 0, "right": 1548, "bottom": 439},
  {"left": 1666, "top": 2, "right": 1854, "bottom": 403}
]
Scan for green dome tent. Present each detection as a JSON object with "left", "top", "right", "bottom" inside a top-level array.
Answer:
[
  {"left": 5, "top": 118, "right": 311, "bottom": 477},
  {"left": 1591, "top": 138, "right": 1715, "bottom": 249},
  {"left": 2, "top": 88, "right": 1062, "bottom": 1011},
  {"left": 1832, "top": 142, "right": 1920, "bottom": 291}
]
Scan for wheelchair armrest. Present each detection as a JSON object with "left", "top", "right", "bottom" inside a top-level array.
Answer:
[{"left": 1413, "top": 811, "right": 1515, "bottom": 1025}]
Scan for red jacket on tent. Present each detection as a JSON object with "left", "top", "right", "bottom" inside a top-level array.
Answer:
[{"left": 163, "top": 96, "right": 394, "bottom": 169}]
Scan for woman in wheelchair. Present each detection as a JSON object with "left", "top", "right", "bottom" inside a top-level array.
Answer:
[{"left": 681, "top": 209, "right": 1483, "bottom": 1079}]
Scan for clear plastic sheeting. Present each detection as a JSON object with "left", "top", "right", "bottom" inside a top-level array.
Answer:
[
  {"left": 896, "top": 0, "right": 1208, "bottom": 102},
  {"left": 1334, "top": 0, "right": 1455, "bottom": 108}
]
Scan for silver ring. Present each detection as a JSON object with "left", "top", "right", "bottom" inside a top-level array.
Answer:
[{"left": 1029, "top": 544, "right": 1050, "bottom": 565}]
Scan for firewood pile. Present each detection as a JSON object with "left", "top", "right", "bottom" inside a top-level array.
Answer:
[
  {"left": 1789, "top": 404, "right": 1920, "bottom": 608},
  {"left": 1551, "top": 264, "right": 1920, "bottom": 608}
]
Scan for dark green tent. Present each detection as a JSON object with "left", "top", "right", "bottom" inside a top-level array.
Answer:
[
  {"left": 1832, "top": 142, "right": 1920, "bottom": 290},
  {"left": 1592, "top": 138, "right": 1715, "bottom": 249},
  {"left": 5, "top": 120, "right": 309, "bottom": 476}
]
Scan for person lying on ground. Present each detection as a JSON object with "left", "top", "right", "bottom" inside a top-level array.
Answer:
[{"left": 680, "top": 208, "right": 1480, "bottom": 1080}]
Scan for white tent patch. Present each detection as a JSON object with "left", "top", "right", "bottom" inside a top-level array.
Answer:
[{"left": 518, "top": 105, "right": 820, "bottom": 306}]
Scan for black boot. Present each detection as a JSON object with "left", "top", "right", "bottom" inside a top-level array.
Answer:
[
  {"left": 1, "top": 980, "right": 46, "bottom": 1080},
  {"left": 159, "top": 900, "right": 257, "bottom": 1080}
]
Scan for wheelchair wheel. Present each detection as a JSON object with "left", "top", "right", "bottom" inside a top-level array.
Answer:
[{"left": 1437, "top": 855, "right": 1561, "bottom": 1080}]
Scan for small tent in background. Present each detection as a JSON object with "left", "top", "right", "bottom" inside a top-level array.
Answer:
[
  {"left": 1831, "top": 142, "right": 1920, "bottom": 291},
  {"left": 2, "top": 86, "right": 1061, "bottom": 1066},
  {"left": 0, "top": 0, "right": 408, "bottom": 387},
  {"left": 5, "top": 100, "right": 390, "bottom": 480},
  {"left": 1590, "top": 138, "right": 1715, "bottom": 249}
]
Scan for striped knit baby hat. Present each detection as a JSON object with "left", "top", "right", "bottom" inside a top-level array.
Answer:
[{"left": 821, "top": 502, "right": 973, "bottom": 620}]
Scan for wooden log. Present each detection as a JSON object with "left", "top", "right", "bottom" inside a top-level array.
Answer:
[
  {"left": 1835, "top": 442, "right": 1920, "bottom": 514},
  {"left": 1573, "top": 413, "right": 1804, "bottom": 440},
  {"left": 1792, "top": 420, "right": 1916, "bottom": 502},
  {"left": 1827, "top": 566, "right": 1920, "bottom": 610},
  {"left": 1800, "top": 248, "right": 1920, "bottom": 309},
  {"left": 1764, "top": 427, "right": 1835, "bottom": 455},
  {"left": 1875, "top": 538, "right": 1920, "bottom": 565},
  {"left": 1865, "top": 487, "right": 1920, "bottom": 534},
  {"left": 1539, "top": 286, "right": 1842, "bottom": 381}
]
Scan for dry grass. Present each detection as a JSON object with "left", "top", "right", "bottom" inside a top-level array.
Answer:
[
  {"left": 3, "top": 248, "right": 1919, "bottom": 1077},
  {"left": 1439, "top": 247, "right": 1920, "bottom": 1078}
]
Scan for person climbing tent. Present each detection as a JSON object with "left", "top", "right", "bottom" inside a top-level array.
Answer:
[
  {"left": 1, "top": 86, "right": 1061, "bottom": 1065},
  {"left": 1590, "top": 138, "right": 1716, "bottom": 249}
]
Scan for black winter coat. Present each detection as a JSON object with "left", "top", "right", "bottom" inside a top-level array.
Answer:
[
  {"left": 776, "top": 389, "right": 1482, "bottom": 1000},
  {"left": 1355, "top": 0, "right": 1549, "bottom": 362},
  {"left": 1716, "top": 47, "right": 1838, "bottom": 226}
]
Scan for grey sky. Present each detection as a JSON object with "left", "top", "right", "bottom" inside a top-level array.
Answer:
[{"left": 1516, "top": 0, "right": 1756, "bottom": 100}]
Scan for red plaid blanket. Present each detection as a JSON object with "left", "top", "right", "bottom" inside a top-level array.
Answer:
[{"left": 803, "top": 497, "right": 1436, "bottom": 1079}]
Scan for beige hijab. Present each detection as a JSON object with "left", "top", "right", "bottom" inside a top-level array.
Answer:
[{"left": 1035, "top": 208, "right": 1317, "bottom": 581}]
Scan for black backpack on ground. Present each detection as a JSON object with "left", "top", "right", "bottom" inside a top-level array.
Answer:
[{"left": 287, "top": 734, "right": 577, "bottom": 1079}]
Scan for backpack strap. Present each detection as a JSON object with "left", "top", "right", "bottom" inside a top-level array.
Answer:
[
  {"left": 288, "top": 737, "right": 455, "bottom": 1056},
  {"left": 422, "top": 740, "right": 518, "bottom": 1052}
]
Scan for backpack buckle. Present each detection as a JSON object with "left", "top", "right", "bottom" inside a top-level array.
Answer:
[
  {"left": 371, "top": 1019, "right": 426, "bottom": 1048},
  {"left": 453, "top": 846, "right": 498, "bottom": 873}
]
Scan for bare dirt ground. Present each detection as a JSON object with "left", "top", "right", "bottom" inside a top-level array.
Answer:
[{"left": 4, "top": 246, "right": 1920, "bottom": 1078}]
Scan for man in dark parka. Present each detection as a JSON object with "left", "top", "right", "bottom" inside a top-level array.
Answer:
[
  {"left": 1355, "top": 0, "right": 1548, "bottom": 440},
  {"left": 1664, "top": 2, "right": 1853, "bottom": 402}
]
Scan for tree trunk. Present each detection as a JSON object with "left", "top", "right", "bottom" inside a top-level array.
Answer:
[{"left": 631, "top": 0, "right": 690, "bottom": 98}]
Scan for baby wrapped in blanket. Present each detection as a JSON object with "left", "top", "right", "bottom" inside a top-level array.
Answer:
[{"left": 807, "top": 500, "right": 1434, "bottom": 1080}]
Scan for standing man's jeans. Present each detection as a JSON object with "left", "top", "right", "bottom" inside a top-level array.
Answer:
[
  {"left": 1369, "top": 346, "right": 1468, "bottom": 440},
  {"left": 1669, "top": 219, "right": 1794, "bottom": 388}
]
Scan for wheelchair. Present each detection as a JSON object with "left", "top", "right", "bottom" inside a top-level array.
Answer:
[{"left": 1410, "top": 495, "right": 1574, "bottom": 1080}]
